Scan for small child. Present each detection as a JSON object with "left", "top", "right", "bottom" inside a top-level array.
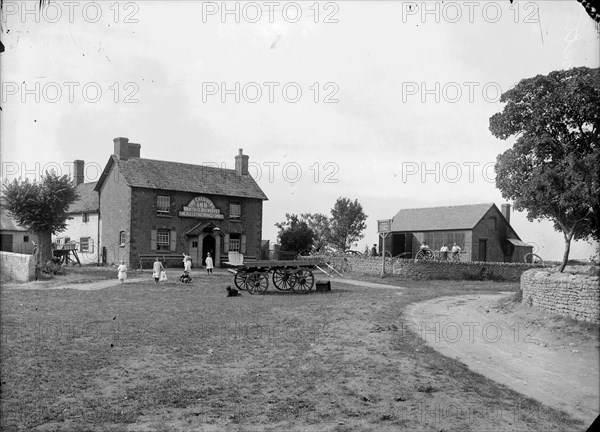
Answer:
[
  {"left": 205, "top": 253, "right": 214, "bottom": 275},
  {"left": 117, "top": 260, "right": 127, "bottom": 283}
]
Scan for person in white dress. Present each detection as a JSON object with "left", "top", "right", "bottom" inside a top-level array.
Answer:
[
  {"left": 205, "top": 253, "right": 214, "bottom": 275},
  {"left": 153, "top": 258, "right": 165, "bottom": 284},
  {"left": 117, "top": 260, "right": 127, "bottom": 283}
]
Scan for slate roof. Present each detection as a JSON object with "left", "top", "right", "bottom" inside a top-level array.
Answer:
[
  {"left": 96, "top": 156, "right": 268, "bottom": 200},
  {"left": 0, "top": 208, "right": 28, "bottom": 232},
  {"left": 391, "top": 203, "right": 496, "bottom": 232},
  {"left": 68, "top": 182, "right": 99, "bottom": 213}
]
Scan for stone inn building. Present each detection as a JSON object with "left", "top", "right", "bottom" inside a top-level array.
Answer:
[
  {"left": 65, "top": 137, "right": 268, "bottom": 268},
  {"left": 383, "top": 203, "right": 533, "bottom": 262}
]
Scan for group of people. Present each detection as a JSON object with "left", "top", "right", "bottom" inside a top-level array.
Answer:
[
  {"left": 420, "top": 241, "right": 462, "bottom": 261},
  {"left": 116, "top": 252, "right": 216, "bottom": 284}
]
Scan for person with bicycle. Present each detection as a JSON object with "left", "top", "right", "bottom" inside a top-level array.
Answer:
[
  {"left": 419, "top": 242, "right": 433, "bottom": 259},
  {"left": 451, "top": 243, "right": 461, "bottom": 261}
]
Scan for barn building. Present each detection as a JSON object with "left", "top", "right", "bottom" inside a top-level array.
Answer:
[
  {"left": 92, "top": 137, "right": 268, "bottom": 268},
  {"left": 382, "top": 203, "right": 533, "bottom": 262},
  {"left": 0, "top": 208, "right": 35, "bottom": 254}
]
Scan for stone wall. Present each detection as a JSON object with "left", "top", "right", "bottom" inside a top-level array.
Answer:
[
  {"left": 306, "top": 255, "right": 540, "bottom": 281},
  {"left": 521, "top": 268, "right": 600, "bottom": 324},
  {"left": 0, "top": 251, "right": 36, "bottom": 282}
]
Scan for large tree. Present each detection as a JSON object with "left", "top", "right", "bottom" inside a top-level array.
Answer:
[
  {"left": 299, "top": 212, "right": 332, "bottom": 252},
  {"left": 329, "top": 197, "right": 368, "bottom": 252},
  {"left": 489, "top": 67, "right": 600, "bottom": 272},
  {"left": 275, "top": 213, "right": 315, "bottom": 254},
  {"left": 2, "top": 171, "right": 79, "bottom": 264}
]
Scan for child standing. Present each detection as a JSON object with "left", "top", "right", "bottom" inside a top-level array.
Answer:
[
  {"left": 153, "top": 257, "right": 165, "bottom": 284},
  {"left": 117, "top": 260, "right": 127, "bottom": 283},
  {"left": 205, "top": 253, "right": 214, "bottom": 275}
]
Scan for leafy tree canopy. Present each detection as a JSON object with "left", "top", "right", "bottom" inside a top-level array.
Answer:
[
  {"left": 489, "top": 67, "right": 600, "bottom": 270},
  {"left": 329, "top": 197, "right": 368, "bottom": 252},
  {"left": 275, "top": 213, "right": 315, "bottom": 253},
  {"left": 2, "top": 171, "right": 79, "bottom": 263}
]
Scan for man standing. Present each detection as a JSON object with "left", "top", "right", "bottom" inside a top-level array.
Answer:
[
  {"left": 440, "top": 244, "right": 449, "bottom": 261},
  {"left": 451, "top": 243, "right": 461, "bottom": 261}
]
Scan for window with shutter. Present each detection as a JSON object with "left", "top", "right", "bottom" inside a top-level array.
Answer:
[
  {"left": 156, "top": 230, "right": 170, "bottom": 251},
  {"left": 170, "top": 230, "right": 177, "bottom": 251},
  {"left": 241, "top": 235, "right": 246, "bottom": 254},
  {"left": 150, "top": 230, "right": 157, "bottom": 250}
]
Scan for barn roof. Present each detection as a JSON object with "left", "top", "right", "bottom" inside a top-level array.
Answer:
[
  {"left": 95, "top": 156, "right": 268, "bottom": 200},
  {"left": 68, "top": 182, "right": 99, "bottom": 213},
  {"left": 391, "top": 203, "right": 496, "bottom": 232},
  {"left": 0, "top": 208, "right": 28, "bottom": 232}
]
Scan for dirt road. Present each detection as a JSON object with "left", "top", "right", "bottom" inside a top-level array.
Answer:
[{"left": 404, "top": 293, "right": 599, "bottom": 426}]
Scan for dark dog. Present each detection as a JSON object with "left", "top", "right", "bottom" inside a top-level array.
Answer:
[
  {"left": 179, "top": 272, "right": 192, "bottom": 283},
  {"left": 226, "top": 285, "right": 241, "bottom": 297}
]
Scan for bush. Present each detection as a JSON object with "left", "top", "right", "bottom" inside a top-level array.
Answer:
[{"left": 38, "top": 261, "right": 65, "bottom": 276}]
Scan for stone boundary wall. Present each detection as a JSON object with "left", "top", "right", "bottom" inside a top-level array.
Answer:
[
  {"left": 0, "top": 251, "right": 36, "bottom": 282},
  {"left": 304, "top": 255, "right": 541, "bottom": 282},
  {"left": 521, "top": 268, "right": 600, "bottom": 324}
]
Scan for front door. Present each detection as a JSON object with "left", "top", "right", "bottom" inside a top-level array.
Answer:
[
  {"left": 202, "top": 235, "right": 216, "bottom": 267},
  {"left": 189, "top": 237, "right": 199, "bottom": 268},
  {"left": 478, "top": 239, "right": 487, "bottom": 262}
]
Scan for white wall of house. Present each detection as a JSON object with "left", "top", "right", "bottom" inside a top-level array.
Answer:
[
  {"left": 0, "top": 230, "right": 35, "bottom": 254},
  {"left": 53, "top": 212, "right": 99, "bottom": 264}
]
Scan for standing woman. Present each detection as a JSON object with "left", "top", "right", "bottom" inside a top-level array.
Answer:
[
  {"left": 205, "top": 253, "right": 214, "bottom": 275},
  {"left": 117, "top": 260, "right": 127, "bottom": 284}
]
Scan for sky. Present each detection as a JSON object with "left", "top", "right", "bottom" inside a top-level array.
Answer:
[{"left": 1, "top": 0, "right": 599, "bottom": 260}]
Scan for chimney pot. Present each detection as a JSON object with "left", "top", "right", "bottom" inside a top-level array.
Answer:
[
  {"left": 235, "top": 149, "right": 249, "bottom": 175},
  {"left": 73, "top": 160, "right": 85, "bottom": 186},
  {"left": 501, "top": 203, "right": 511, "bottom": 224},
  {"left": 113, "top": 137, "right": 130, "bottom": 160},
  {"left": 128, "top": 143, "right": 141, "bottom": 158}
]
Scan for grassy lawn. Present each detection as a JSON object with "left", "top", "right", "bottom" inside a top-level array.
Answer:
[{"left": 0, "top": 269, "right": 587, "bottom": 431}]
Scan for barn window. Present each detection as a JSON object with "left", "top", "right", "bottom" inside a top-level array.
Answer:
[{"left": 119, "top": 231, "right": 126, "bottom": 246}]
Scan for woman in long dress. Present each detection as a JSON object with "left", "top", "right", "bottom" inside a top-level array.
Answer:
[{"left": 117, "top": 260, "right": 127, "bottom": 283}]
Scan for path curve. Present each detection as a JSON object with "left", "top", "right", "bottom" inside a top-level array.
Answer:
[{"left": 404, "top": 293, "right": 599, "bottom": 426}]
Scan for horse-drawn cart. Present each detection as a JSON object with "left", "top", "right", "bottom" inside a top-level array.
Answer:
[{"left": 227, "top": 259, "right": 326, "bottom": 295}]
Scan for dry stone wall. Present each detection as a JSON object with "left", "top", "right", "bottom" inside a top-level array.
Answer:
[
  {"left": 306, "top": 255, "right": 540, "bottom": 282},
  {"left": 0, "top": 251, "right": 36, "bottom": 282},
  {"left": 521, "top": 268, "right": 600, "bottom": 324}
]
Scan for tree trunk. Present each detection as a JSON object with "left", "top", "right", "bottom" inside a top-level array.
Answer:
[
  {"left": 558, "top": 231, "right": 573, "bottom": 273},
  {"left": 35, "top": 231, "right": 53, "bottom": 265}
]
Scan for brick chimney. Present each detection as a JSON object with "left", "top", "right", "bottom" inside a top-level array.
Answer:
[
  {"left": 235, "top": 148, "right": 249, "bottom": 175},
  {"left": 501, "top": 203, "right": 511, "bottom": 224},
  {"left": 128, "top": 142, "right": 141, "bottom": 158},
  {"left": 73, "top": 160, "right": 84, "bottom": 186},
  {"left": 113, "top": 137, "right": 129, "bottom": 160}
]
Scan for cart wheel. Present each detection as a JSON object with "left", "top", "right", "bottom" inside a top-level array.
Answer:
[
  {"left": 246, "top": 272, "right": 269, "bottom": 295},
  {"left": 272, "top": 268, "right": 294, "bottom": 291},
  {"left": 234, "top": 272, "right": 248, "bottom": 291},
  {"left": 291, "top": 269, "right": 314, "bottom": 294},
  {"left": 414, "top": 250, "right": 433, "bottom": 262}
]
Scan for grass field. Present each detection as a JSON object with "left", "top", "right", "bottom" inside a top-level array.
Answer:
[{"left": 0, "top": 268, "right": 589, "bottom": 431}]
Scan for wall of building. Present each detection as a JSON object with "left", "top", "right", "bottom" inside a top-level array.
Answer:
[
  {"left": 0, "top": 230, "right": 35, "bottom": 254},
  {"left": 0, "top": 251, "right": 36, "bottom": 282},
  {"left": 129, "top": 188, "right": 263, "bottom": 266},
  {"left": 471, "top": 206, "right": 521, "bottom": 262},
  {"left": 306, "top": 255, "right": 541, "bottom": 282},
  {"left": 53, "top": 213, "right": 99, "bottom": 264},
  {"left": 98, "top": 163, "right": 132, "bottom": 265},
  {"left": 521, "top": 268, "right": 600, "bottom": 324}
]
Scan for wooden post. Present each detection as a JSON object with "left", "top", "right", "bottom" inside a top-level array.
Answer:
[{"left": 380, "top": 232, "right": 389, "bottom": 277}]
